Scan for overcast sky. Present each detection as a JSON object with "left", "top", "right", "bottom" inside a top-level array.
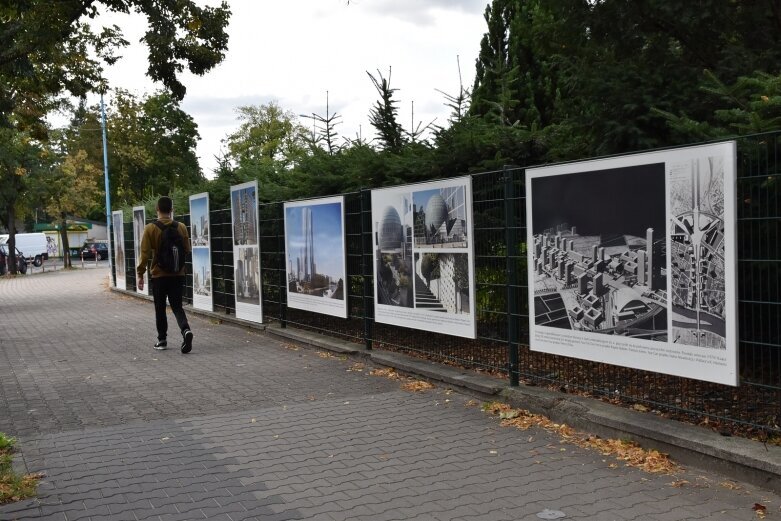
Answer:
[{"left": 85, "top": 0, "right": 489, "bottom": 178}]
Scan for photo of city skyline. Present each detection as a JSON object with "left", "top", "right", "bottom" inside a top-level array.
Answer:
[
  {"left": 235, "top": 245, "right": 260, "bottom": 305},
  {"left": 190, "top": 195, "right": 210, "bottom": 247},
  {"left": 231, "top": 184, "right": 258, "bottom": 246},
  {"left": 192, "top": 247, "right": 212, "bottom": 297},
  {"left": 412, "top": 186, "right": 468, "bottom": 248},
  {"left": 669, "top": 156, "right": 727, "bottom": 349},
  {"left": 530, "top": 164, "right": 668, "bottom": 342},
  {"left": 285, "top": 200, "right": 345, "bottom": 301}
]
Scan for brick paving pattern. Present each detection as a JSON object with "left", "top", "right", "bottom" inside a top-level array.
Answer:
[{"left": 1, "top": 268, "right": 779, "bottom": 520}]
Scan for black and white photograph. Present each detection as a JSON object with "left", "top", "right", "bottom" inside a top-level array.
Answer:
[
  {"left": 413, "top": 252, "right": 470, "bottom": 315},
  {"left": 234, "top": 246, "right": 260, "bottom": 305},
  {"left": 284, "top": 197, "right": 348, "bottom": 318},
  {"left": 373, "top": 191, "right": 414, "bottom": 309},
  {"left": 526, "top": 142, "right": 738, "bottom": 386},
  {"left": 530, "top": 164, "right": 668, "bottom": 342},
  {"left": 412, "top": 186, "right": 468, "bottom": 248},
  {"left": 669, "top": 155, "right": 727, "bottom": 349},
  {"left": 231, "top": 183, "right": 258, "bottom": 246},
  {"left": 190, "top": 193, "right": 210, "bottom": 247},
  {"left": 112, "top": 210, "right": 126, "bottom": 290},
  {"left": 133, "top": 206, "right": 147, "bottom": 295},
  {"left": 371, "top": 176, "right": 476, "bottom": 339}
]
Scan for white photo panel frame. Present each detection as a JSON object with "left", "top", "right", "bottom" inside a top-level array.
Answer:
[{"left": 526, "top": 142, "right": 738, "bottom": 386}]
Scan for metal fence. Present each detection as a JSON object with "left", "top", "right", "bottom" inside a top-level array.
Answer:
[{"left": 115, "top": 133, "right": 781, "bottom": 435}]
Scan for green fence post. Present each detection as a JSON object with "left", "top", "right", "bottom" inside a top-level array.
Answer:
[
  {"left": 278, "top": 202, "right": 287, "bottom": 329},
  {"left": 361, "top": 189, "right": 373, "bottom": 350},
  {"left": 504, "top": 167, "right": 520, "bottom": 386}
]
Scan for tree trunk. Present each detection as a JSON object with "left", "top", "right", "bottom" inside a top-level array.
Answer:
[
  {"left": 60, "top": 213, "right": 71, "bottom": 268},
  {"left": 6, "top": 203, "right": 17, "bottom": 274}
]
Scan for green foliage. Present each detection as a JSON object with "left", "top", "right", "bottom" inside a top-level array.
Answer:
[
  {"left": 470, "top": 0, "right": 781, "bottom": 160},
  {"left": 367, "top": 68, "right": 405, "bottom": 153},
  {"left": 656, "top": 71, "right": 781, "bottom": 140},
  {"left": 0, "top": 432, "right": 40, "bottom": 504}
]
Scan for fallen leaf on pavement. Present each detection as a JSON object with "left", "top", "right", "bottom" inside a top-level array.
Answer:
[
  {"left": 401, "top": 380, "right": 434, "bottom": 392},
  {"left": 483, "top": 401, "right": 680, "bottom": 474},
  {"left": 370, "top": 368, "right": 401, "bottom": 380}
]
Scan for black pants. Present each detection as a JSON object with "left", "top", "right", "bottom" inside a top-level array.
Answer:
[{"left": 152, "top": 276, "right": 190, "bottom": 341}]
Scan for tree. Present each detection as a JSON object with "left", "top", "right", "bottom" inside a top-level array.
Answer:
[
  {"left": 367, "top": 68, "right": 405, "bottom": 153},
  {"left": 0, "top": 128, "right": 48, "bottom": 274},
  {"left": 656, "top": 71, "right": 781, "bottom": 140},
  {"left": 225, "top": 102, "right": 309, "bottom": 167},
  {"left": 37, "top": 150, "right": 103, "bottom": 268},
  {"left": 1, "top": 1, "right": 231, "bottom": 120},
  {"left": 222, "top": 102, "right": 309, "bottom": 202},
  {"left": 1, "top": 0, "right": 230, "bottom": 269},
  {"left": 421, "top": 253, "right": 439, "bottom": 287}
]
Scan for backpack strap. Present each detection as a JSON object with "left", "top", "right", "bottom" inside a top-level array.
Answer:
[{"left": 154, "top": 220, "right": 178, "bottom": 230}]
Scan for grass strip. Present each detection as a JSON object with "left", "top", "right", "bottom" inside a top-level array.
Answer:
[{"left": 0, "top": 432, "right": 42, "bottom": 504}]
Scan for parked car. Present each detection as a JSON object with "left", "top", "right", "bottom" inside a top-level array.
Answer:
[
  {"left": 80, "top": 241, "right": 109, "bottom": 260},
  {"left": 0, "top": 243, "right": 27, "bottom": 274}
]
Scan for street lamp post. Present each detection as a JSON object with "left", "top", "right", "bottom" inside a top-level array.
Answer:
[{"left": 100, "top": 92, "right": 113, "bottom": 281}]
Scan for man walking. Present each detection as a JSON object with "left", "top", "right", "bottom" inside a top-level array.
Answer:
[{"left": 137, "top": 196, "right": 194, "bottom": 353}]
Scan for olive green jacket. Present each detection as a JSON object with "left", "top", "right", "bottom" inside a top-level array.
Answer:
[{"left": 136, "top": 218, "right": 191, "bottom": 278}]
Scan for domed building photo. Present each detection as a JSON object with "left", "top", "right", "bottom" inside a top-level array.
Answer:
[
  {"left": 373, "top": 192, "right": 413, "bottom": 308},
  {"left": 412, "top": 187, "right": 468, "bottom": 248}
]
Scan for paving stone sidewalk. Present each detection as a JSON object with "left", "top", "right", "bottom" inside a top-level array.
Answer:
[{"left": 1, "top": 268, "right": 779, "bottom": 520}]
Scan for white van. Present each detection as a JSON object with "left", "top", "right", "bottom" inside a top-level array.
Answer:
[{"left": 0, "top": 233, "right": 49, "bottom": 266}]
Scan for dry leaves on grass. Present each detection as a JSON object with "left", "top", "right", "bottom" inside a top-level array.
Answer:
[
  {"left": 482, "top": 401, "right": 680, "bottom": 475},
  {"left": 401, "top": 380, "right": 435, "bottom": 392}
]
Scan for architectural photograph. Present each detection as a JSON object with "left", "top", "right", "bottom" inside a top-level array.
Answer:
[
  {"left": 112, "top": 211, "right": 126, "bottom": 290},
  {"left": 413, "top": 252, "right": 470, "bottom": 315},
  {"left": 412, "top": 185, "right": 468, "bottom": 248},
  {"left": 373, "top": 192, "right": 414, "bottom": 308},
  {"left": 192, "top": 247, "right": 212, "bottom": 297},
  {"left": 231, "top": 183, "right": 258, "bottom": 246},
  {"left": 669, "top": 155, "right": 727, "bottom": 349},
  {"left": 234, "top": 246, "right": 260, "bottom": 305},
  {"left": 133, "top": 207, "right": 146, "bottom": 293},
  {"left": 530, "top": 163, "right": 668, "bottom": 342},
  {"left": 132, "top": 207, "right": 145, "bottom": 256},
  {"left": 285, "top": 199, "right": 345, "bottom": 301},
  {"left": 190, "top": 194, "right": 210, "bottom": 247}
]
